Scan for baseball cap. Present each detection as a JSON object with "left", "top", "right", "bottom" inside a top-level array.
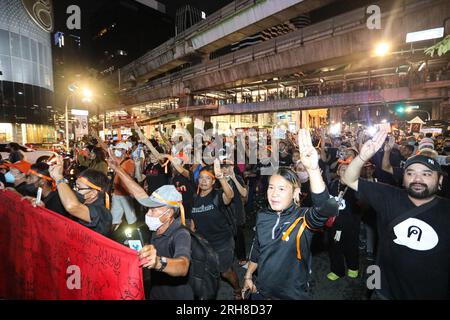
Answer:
[
  {"left": 404, "top": 155, "right": 443, "bottom": 174},
  {"left": 113, "top": 142, "right": 131, "bottom": 151},
  {"left": 137, "top": 185, "right": 183, "bottom": 208}
]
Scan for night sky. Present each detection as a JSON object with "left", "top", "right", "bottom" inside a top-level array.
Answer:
[
  {"left": 54, "top": 0, "right": 234, "bottom": 27},
  {"left": 53, "top": 0, "right": 235, "bottom": 45}
]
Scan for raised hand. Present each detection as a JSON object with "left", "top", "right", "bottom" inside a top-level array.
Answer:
[
  {"left": 384, "top": 135, "right": 395, "bottom": 152},
  {"left": 48, "top": 155, "right": 64, "bottom": 181},
  {"left": 214, "top": 158, "right": 224, "bottom": 179},
  {"left": 89, "top": 127, "right": 109, "bottom": 152},
  {"left": 106, "top": 148, "right": 120, "bottom": 170},
  {"left": 359, "top": 128, "right": 388, "bottom": 162},
  {"left": 298, "top": 129, "right": 319, "bottom": 171},
  {"left": 134, "top": 122, "right": 147, "bottom": 142}
]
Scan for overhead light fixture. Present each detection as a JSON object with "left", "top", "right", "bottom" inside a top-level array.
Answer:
[
  {"left": 273, "top": 77, "right": 279, "bottom": 81},
  {"left": 418, "top": 61, "right": 426, "bottom": 72},
  {"left": 406, "top": 27, "right": 444, "bottom": 43},
  {"left": 319, "top": 78, "right": 325, "bottom": 83},
  {"left": 374, "top": 42, "right": 390, "bottom": 57}
]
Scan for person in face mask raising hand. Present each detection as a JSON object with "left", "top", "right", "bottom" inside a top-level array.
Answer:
[
  {"left": 49, "top": 155, "right": 112, "bottom": 236},
  {"left": 107, "top": 154, "right": 193, "bottom": 300}
]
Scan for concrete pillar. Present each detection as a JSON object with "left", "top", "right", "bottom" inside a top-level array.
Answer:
[
  {"left": 431, "top": 101, "right": 442, "bottom": 120},
  {"left": 12, "top": 124, "right": 22, "bottom": 144},
  {"left": 440, "top": 100, "right": 450, "bottom": 120},
  {"left": 329, "top": 107, "right": 343, "bottom": 124},
  {"left": 301, "top": 110, "right": 309, "bottom": 129}
]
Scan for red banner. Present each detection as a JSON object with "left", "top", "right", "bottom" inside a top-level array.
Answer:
[{"left": 0, "top": 191, "right": 145, "bottom": 300}]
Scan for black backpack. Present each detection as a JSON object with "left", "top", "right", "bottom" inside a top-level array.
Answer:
[{"left": 169, "top": 226, "right": 220, "bottom": 300}]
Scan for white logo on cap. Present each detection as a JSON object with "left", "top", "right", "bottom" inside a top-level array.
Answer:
[
  {"left": 393, "top": 218, "right": 439, "bottom": 251},
  {"left": 428, "top": 159, "right": 435, "bottom": 165}
]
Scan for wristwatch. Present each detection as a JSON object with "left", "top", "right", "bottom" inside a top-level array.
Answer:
[
  {"left": 56, "top": 178, "right": 68, "bottom": 186},
  {"left": 156, "top": 256, "right": 168, "bottom": 272}
]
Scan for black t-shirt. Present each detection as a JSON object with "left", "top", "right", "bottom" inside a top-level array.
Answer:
[
  {"left": 171, "top": 172, "right": 195, "bottom": 220},
  {"left": 149, "top": 218, "right": 193, "bottom": 300},
  {"left": 358, "top": 178, "right": 450, "bottom": 299},
  {"left": 229, "top": 175, "right": 246, "bottom": 226},
  {"left": 79, "top": 196, "right": 112, "bottom": 237},
  {"left": 144, "top": 162, "right": 169, "bottom": 195},
  {"left": 43, "top": 190, "right": 70, "bottom": 218},
  {"left": 191, "top": 190, "right": 233, "bottom": 247}
]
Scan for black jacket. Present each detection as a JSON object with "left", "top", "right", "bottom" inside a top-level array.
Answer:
[{"left": 249, "top": 190, "right": 336, "bottom": 300}]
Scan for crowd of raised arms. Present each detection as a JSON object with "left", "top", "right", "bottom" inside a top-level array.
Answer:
[{"left": 1, "top": 123, "right": 449, "bottom": 300}]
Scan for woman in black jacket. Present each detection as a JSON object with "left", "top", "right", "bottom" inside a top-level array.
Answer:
[{"left": 242, "top": 129, "right": 338, "bottom": 300}]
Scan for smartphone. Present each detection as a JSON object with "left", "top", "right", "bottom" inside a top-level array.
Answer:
[
  {"left": 128, "top": 240, "right": 143, "bottom": 251},
  {"left": 36, "top": 187, "right": 43, "bottom": 204}
]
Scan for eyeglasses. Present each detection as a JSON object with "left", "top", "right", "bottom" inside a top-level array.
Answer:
[{"left": 73, "top": 185, "right": 92, "bottom": 191}]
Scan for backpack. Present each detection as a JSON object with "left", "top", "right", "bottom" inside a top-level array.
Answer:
[{"left": 169, "top": 226, "right": 220, "bottom": 300}]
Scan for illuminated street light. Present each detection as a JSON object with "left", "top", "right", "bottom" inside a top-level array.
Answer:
[
  {"left": 374, "top": 42, "right": 390, "bottom": 57},
  {"left": 82, "top": 88, "right": 93, "bottom": 99}
]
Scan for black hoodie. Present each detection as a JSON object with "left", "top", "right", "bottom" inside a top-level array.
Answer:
[{"left": 249, "top": 190, "right": 336, "bottom": 300}]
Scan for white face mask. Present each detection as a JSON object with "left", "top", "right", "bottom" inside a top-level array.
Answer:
[
  {"left": 114, "top": 150, "right": 123, "bottom": 157},
  {"left": 145, "top": 208, "right": 170, "bottom": 231}
]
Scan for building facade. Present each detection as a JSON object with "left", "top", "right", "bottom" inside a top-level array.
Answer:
[{"left": 0, "top": 0, "right": 55, "bottom": 144}]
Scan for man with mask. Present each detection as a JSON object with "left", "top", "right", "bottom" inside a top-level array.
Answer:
[
  {"left": 4, "top": 160, "right": 32, "bottom": 196},
  {"left": 49, "top": 155, "right": 112, "bottom": 236},
  {"left": 343, "top": 128, "right": 450, "bottom": 300},
  {"left": 107, "top": 154, "right": 192, "bottom": 299},
  {"left": 111, "top": 142, "right": 137, "bottom": 231},
  {"left": 21, "top": 162, "right": 70, "bottom": 218}
]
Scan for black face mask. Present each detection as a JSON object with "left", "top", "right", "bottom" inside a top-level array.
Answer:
[
  {"left": 23, "top": 183, "right": 38, "bottom": 196},
  {"left": 75, "top": 191, "right": 86, "bottom": 204}
]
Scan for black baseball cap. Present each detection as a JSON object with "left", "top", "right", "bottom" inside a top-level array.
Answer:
[{"left": 404, "top": 155, "right": 443, "bottom": 174}]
